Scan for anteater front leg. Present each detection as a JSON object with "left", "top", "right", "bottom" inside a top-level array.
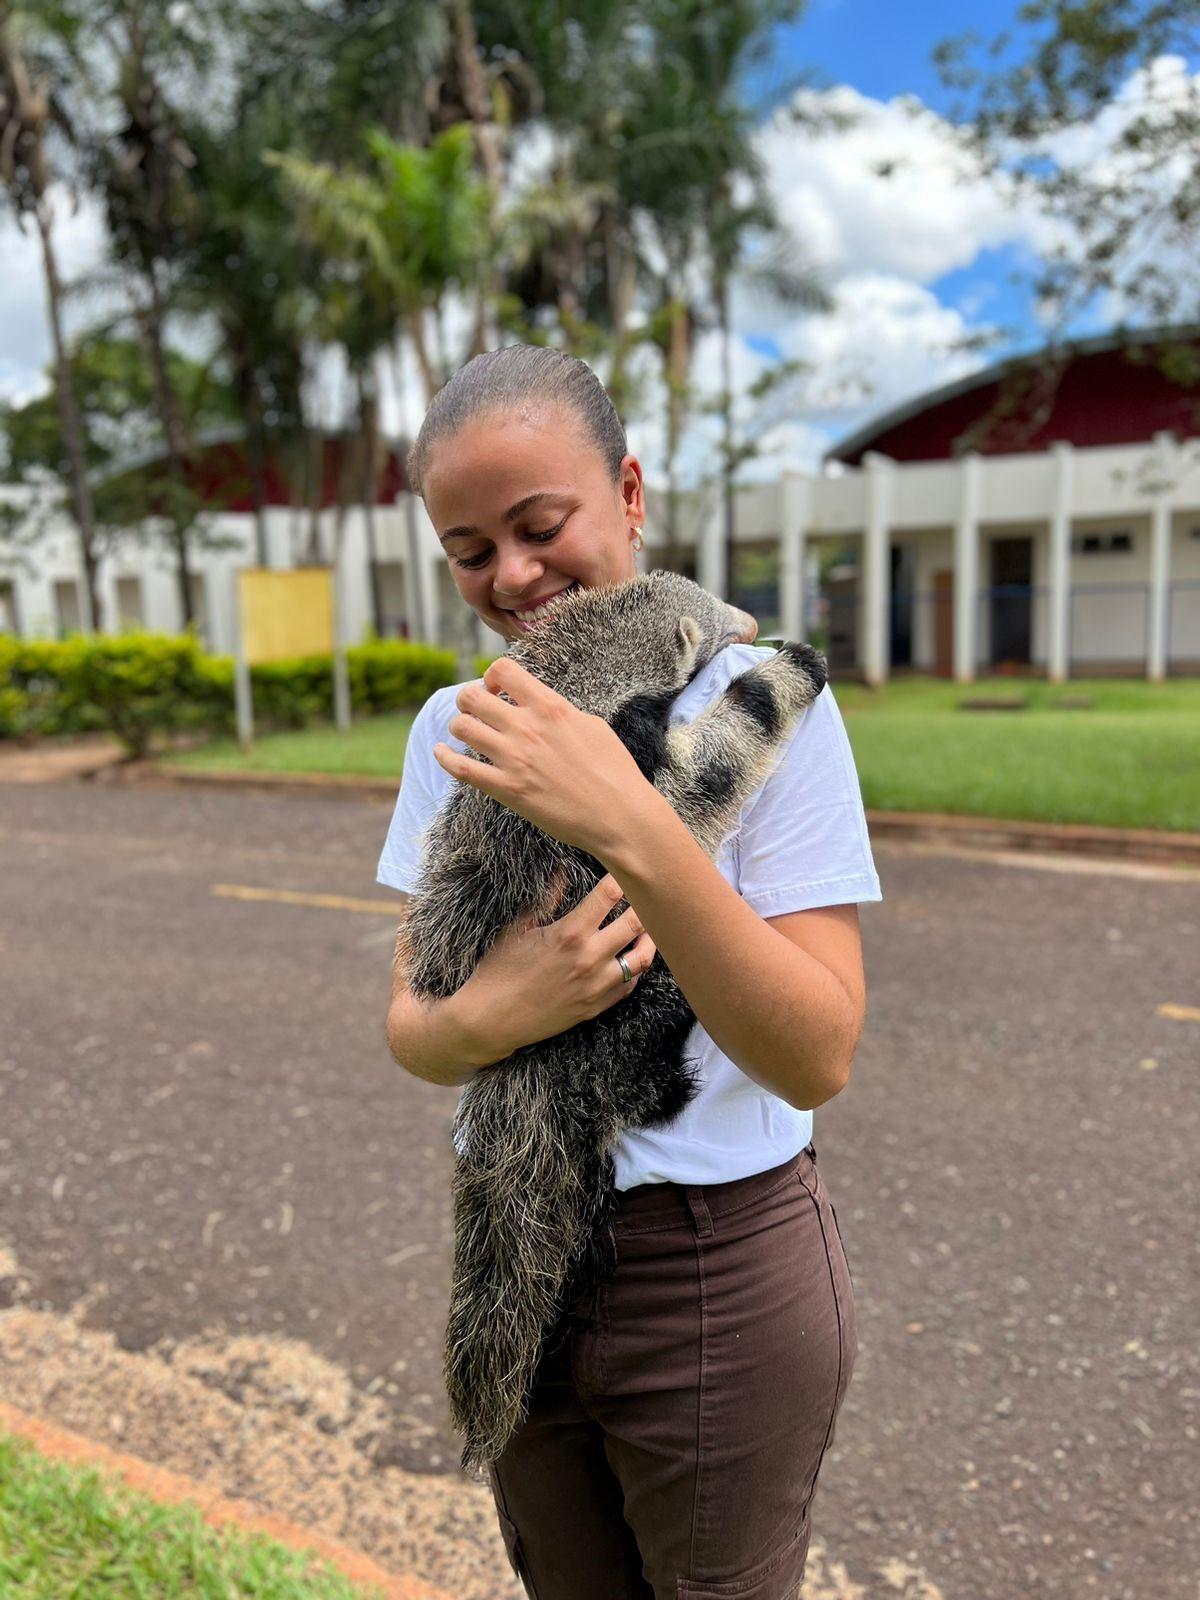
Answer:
[{"left": 656, "top": 643, "right": 827, "bottom": 851}]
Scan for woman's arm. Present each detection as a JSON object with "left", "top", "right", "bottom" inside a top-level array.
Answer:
[
  {"left": 593, "top": 791, "right": 866, "bottom": 1111},
  {"left": 385, "top": 895, "right": 504, "bottom": 1087},
  {"left": 384, "top": 877, "right": 660, "bottom": 1088}
]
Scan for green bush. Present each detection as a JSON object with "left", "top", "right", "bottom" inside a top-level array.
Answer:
[{"left": 0, "top": 631, "right": 472, "bottom": 754}]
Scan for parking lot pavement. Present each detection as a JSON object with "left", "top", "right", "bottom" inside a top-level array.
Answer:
[{"left": 2, "top": 783, "right": 1196, "bottom": 1599}]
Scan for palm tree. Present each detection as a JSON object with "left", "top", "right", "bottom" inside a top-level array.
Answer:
[
  {"left": 270, "top": 123, "right": 494, "bottom": 631},
  {"left": 79, "top": 0, "right": 230, "bottom": 624},
  {"left": 628, "top": 0, "right": 827, "bottom": 592},
  {"left": 175, "top": 90, "right": 308, "bottom": 566},
  {"left": 0, "top": 1, "right": 101, "bottom": 627}
]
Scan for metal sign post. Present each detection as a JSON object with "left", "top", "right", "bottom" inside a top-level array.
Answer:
[
  {"left": 331, "top": 554, "right": 351, "bottom": 734},
  {"left": 232, "top": 568, "right": 254, "bottom": 751}
]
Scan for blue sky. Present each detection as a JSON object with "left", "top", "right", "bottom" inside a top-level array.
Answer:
[
  {"left": 768, "top": 0, "right": 1024, "bottom": 114},
  {"left": 761, "top": 0, "right": 1049, "bottom": 365}
]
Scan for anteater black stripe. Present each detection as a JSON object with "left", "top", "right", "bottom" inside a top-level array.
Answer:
[
  {"left": 610, "top": 690, "right": 673, "bottom": 780},
  {"left": 726, "top": 672, "right": 785, "bottom": 738},
  {"left": 691, "top": 758, "right": 740, "bottom": 809}
]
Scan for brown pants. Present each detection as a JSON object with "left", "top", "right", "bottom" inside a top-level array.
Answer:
[{"left": 485, "top": 1141, "right": 857, "bottom": 1600}]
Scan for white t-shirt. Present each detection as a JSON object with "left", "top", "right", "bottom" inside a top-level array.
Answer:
[{"left": 376, "top": 643, "right": 883, "bottom": 1190}]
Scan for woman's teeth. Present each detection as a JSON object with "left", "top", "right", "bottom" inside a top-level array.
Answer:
[{"left": 511, "top": 583, "right": 578, "bottom": 628}]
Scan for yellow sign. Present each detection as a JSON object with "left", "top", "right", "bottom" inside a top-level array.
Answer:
[{"left": 238, "top": 568, "right": 335, "bottom": 665}]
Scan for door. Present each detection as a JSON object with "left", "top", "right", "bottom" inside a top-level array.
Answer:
[
  {"left": 889, "top": 544, "right": 913, "bottom": 668},
  {"left": 825, "top": 572, "right": 859, "bottom": 671},
  {"left": 989, "top": 537, "right": 1033, "bottom": 666},
  {"left": 933, "top": 569, "right": 954, "bottom": 677}
]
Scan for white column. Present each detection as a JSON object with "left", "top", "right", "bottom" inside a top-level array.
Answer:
[
  {"left": 862, "top": 451, "right": 894, "bottom": 686},
  {"left": 696, "top": 493, "right": 726, "bottom": 599},
  {"left": 1047, "top": 441, "right": 1073, "bottom": 683},
  {"left": 779, "top": 470, "right": 810, "bottom": 641},
  {"left": 953, "top": 452, "right": 982, "bottom": 683},
  {"left": 1147, "top": 429, "right": 1175, "bottom": 683}
]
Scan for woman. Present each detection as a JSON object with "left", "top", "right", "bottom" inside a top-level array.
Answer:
[{"left": 378, "top": 345, "right": 881, "bottom": 1600}]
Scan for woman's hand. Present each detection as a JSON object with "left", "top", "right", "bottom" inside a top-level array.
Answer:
[
  {"left": 432, "top": 657, "right": 656, "bottom": 856},
  {"left": 466, "top": 871, "right": 658, "bottom": 1059}
]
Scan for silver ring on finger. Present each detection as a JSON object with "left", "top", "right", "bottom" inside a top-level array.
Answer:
[{"left": 616, "top": 952, "right": 634, "bottom": 985}]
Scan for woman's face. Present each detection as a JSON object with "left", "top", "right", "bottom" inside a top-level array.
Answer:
[{"left": 420, "top": 406, "right": 645, "bottom": 644}]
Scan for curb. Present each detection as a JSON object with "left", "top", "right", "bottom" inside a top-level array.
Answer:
[
  {"left": 115, "top": 762, "right": 400, "bottom": 803},
  {"left": 9, "top": 749, "right": 1199, "bottom": 869},
  {"left": 0, "top": 1399, "right": 454, "bottom": 1600},
  {"left": 132, "top": 763, "right": 1200, "bottom": 867},
  {"left": 865, "top": 808, "right": 1200, "bottom": 868}
]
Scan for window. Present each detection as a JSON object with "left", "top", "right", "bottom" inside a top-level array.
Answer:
[
  {"left": 0, "top": 580, "right": 19, "bottom": 634},
  {"left": 1071, "top": 530, "right": 1134, "bottom": 555},
  {"left": 54, "top": 579, "right": 82, "bottom": 634},
  {"left": 116, "top": 576, "right": 144, "bottom": 628}
]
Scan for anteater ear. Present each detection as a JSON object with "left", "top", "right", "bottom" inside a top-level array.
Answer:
[{"left": 676, "top": 616, "right": 701, "bottom": 652}]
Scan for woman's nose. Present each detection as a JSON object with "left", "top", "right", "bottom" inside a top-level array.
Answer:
[{"left": 493, "top": 554, "right": 545, "bottom": 599}]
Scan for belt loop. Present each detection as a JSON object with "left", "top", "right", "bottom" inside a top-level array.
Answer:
[{"left": 685, "top": 1184, "right": 714, "bottom": 1238}]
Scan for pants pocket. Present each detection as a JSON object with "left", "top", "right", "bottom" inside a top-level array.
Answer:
[{"left": 828, "top": 1200, "right": 854, "bottom": 1289}]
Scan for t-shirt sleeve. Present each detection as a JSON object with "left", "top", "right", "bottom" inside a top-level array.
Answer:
[
  {"left": 734, "top": 681, "right": 882, "bottom": 916},
  {"left": 375, "top": 691, "right": 450, "bottom": 894}
]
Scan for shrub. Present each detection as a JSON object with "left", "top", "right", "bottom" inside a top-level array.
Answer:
[{"left": 0, "top": 632, "right": 473, "bottom": 753}]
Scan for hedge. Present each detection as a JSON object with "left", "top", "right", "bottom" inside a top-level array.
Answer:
[{"left": 0, "top": 632, "right": 496, "bottom": 755}]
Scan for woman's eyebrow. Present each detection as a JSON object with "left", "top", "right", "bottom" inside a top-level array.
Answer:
[{"left": 438, "top": 491, "right": 568, "bottom": 543}]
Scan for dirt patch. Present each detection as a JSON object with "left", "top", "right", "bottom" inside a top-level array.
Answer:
[
  {"left": 0, "top": 735, "right": 126, "bottom": 784},
  {"left": 0, "top": 1250, "right": 942, "bottom": 1599}
]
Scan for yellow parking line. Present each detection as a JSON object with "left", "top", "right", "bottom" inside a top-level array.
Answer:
[
  {"left": 1157, "top": 1002, "right": 1200, "bottom": 1023},
  {"left": 212, "top": 884, "right": 402, "bottom": 917}
]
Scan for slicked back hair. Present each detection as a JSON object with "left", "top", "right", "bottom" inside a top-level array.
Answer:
[{"left": 406, "top": 345, "right": 627, "bottom": 498}]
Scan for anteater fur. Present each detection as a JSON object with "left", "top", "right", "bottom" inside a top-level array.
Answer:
[{"left": 394, "top": 571, "right": 828, "bottom": 1474}]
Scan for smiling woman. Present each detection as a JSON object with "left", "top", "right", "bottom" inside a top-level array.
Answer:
[
  {"left": 377, "top": 344, "right": 882, "bottom": 1600},
  {"left": 406, "top": 344, "right": 647, "bottom": 644}
]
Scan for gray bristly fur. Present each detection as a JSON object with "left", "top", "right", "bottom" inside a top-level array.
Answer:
[{"left": 397, "top": 569, "right": 828, "bottom": 1475}]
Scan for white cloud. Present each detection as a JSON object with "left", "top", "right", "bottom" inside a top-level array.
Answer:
[
  {"left": 626, "top": 273, "right": 992, "bottom": 485},
  {"left": 0, "top": 190, "right": 109, "bottom": 404},
  {"left": 756, "top": 84, "right": 1046, "bottom": 286},
  {"left": 778, "top": 273, "right": 988, "bottom": 417}
]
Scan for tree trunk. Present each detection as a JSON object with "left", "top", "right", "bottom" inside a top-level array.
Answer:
[
  {"left": 448, "top": 0, "right": 503, "bottom": 185},
  {"left": 35, "top": 200, "right": 101, "bottom": 630},
  {"left": 663, "top": 298, "right": 691, "bottom": 573},
  {"left": 139, "top": 267, "right": 196, "bottom": 624},
  {"left": 358, "top": 370, "right": 387, "bottom": 636},
  {"left": 718, "top": 271, "right": 736, "bottom": 603},
  {"left": 407, "top": 315, "right": 438, "bottom": 403},
  {"left": 392, "top": 345, "right": 425, "bottom": 642},
  {"left": 305, "top": 427, "right": 324, "bottom": 564},
  {"left": 238, "top": 364, "right": 270, "bottom": 566}
]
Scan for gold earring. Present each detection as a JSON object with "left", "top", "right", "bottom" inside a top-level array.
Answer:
[{"left": 631, "top": 525, "right": 644, "bottom": 553}]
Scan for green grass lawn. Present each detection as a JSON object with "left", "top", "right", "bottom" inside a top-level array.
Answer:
[
  {"left": 832, "top": 675, "right": 1200, "bottom": 833},
  {"left": 0, "top": 1429, "right": 385, "bottom": 1599},
  {"left": 164, "top": 709, "right": 420, "bottom": 778},
  {"left": 161, "top": 675, "right": 1200, "bottom": 833}
]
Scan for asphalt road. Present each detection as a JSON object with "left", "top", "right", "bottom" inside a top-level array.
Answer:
[{"left": 1, "top": 780, "right": 1197, "bottom": 1599}]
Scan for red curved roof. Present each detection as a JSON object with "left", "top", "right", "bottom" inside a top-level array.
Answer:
[
  {"left": 828, "top": 327, "right": 1200, "bottom": 466},
  {"left": 102, "top": 430, "right": 409, "bottom": 510}
]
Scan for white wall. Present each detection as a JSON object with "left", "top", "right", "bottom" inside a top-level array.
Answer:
[{"left": 4, "top": 440, "right": 1200, "bottom": 677}]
